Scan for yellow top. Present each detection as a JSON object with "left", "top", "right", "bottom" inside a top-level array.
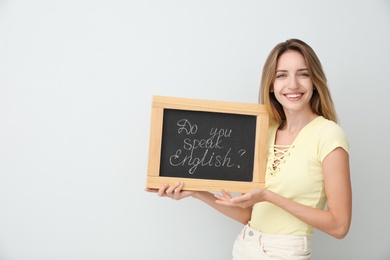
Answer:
[{"left": 249, "top": 116, "right": 349, "bottom": 236}]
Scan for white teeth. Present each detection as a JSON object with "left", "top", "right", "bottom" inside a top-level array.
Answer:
[{"left": 286, "top": 93, "right": 301, "bottom": 98}]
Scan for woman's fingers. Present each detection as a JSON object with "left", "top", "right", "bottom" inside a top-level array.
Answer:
[
  {"left": 171, "top": 182, "right": 184, "bottom": 199},
  {"left": 221, "top": 190, "right": 233, "bottom": 199},
  {"left": 148, "top": 181, "right": 195, "bottom": 201},
  {"left": 156, "top": 182, "right": 184, "bottom": 199},
  {"left": 157, "top": 183, "right": 169, "bottom": 197},
  {"left": 215, "top": 190, "right": 232, "bottom": 200}
]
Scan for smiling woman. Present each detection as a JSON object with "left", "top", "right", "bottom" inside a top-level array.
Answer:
[
  {"left": 272, "top": 51, "right": 315, "bottom": 118},
  {"left": 260, "top": 39, "right": 338, "bottom": 125},
  {"left": 147, "top": 39, "right": 352, "bottom": 260}
]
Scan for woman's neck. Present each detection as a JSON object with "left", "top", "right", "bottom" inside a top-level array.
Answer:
[{"left": 280, "top": 111, "right": 318, "bottom": 133}]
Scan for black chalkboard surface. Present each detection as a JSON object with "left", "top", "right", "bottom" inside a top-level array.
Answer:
[
  {"left": 147, "top": 96, "right": 268, "bottom": 193},
  {"left": 160, "top": 109, "right": 256, "bottom": 182}
]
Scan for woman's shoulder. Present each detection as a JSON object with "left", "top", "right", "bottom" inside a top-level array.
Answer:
[
  {"left": 311, "top": 117, "right": 349, "bottom": 152},
  {"left": 313, "top": 116, "right": 346, "bottom": 136},
  {"left": 313, "top": 117, "right": 350, "bottom": 158},
  {"left": 269, "top": 119, "right": 280, "bottom": 130},
  {"left": 268, "top": 119, "right": 280, "bottom": 137}
]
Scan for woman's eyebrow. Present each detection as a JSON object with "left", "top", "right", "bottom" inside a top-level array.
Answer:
[{"left": 276, "top": 68, "right": 309, "bottom": 72}]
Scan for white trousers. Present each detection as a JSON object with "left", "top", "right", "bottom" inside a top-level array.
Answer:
[{"left": 232, "top": 225, "right": 311, "bottom": 260}]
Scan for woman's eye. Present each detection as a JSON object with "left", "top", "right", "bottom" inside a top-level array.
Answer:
[
  {"left": 298, "top": 72, "right": 310, "bottom": 77},
  {"left": 276, "top": 74, "right": 286, "bottom": 78}
]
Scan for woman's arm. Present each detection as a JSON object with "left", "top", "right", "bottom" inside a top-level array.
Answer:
[
  {"left": 146, "top": 182, "right": 252, "bottom": 224},
  {"left": 192, "top": 190, "right": 252, "bottom": 224},
  {"left": 216, "top": 147, "right": 352, "bottom": 239}
]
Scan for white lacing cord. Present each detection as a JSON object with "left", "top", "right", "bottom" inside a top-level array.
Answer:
[{"left": 268, "top": 145, "right": 293, "bottom": 176}]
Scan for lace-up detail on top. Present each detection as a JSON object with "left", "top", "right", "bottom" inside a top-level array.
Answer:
[{"left": 268, "top": 144, "right": 294, "bottom": 176}]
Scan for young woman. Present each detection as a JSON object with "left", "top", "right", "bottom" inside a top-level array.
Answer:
[{"left": 146, "top": 39, "right": 352, "bottom": 260}]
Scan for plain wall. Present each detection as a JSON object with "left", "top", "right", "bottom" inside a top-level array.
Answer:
[{"left": 0, "top": 1, "right": 389, "bottom": 259}]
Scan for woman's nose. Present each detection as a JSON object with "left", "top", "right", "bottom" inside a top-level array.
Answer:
[{"left": 287, "top": 77, "right": 299, "bottom": 89}]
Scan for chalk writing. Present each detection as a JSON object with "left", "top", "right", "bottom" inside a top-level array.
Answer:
[
  {"left": 159, "top": 109, "right": 256, "bottom": 182},
  {"left": 168, "top": 119, "right": 246, "bottom": 175}
]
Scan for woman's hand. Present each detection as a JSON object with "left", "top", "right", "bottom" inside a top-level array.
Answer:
[
  {"left": 145, "top": 181, "right": 195, "bottom": 200},
  {"left": 214, "top": 188, "right": 267, "bottom": 208},
  {"left": 146, "top": 183, "right": 254, "bottom": 224}
]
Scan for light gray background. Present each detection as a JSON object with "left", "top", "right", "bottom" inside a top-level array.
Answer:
[{"left": 0, "top": 1, "right": 389, "bottom": 259}]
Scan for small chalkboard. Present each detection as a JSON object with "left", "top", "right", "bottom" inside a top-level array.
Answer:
[{"left": 146, "top": 96, "right": 269, "bottom": 193}]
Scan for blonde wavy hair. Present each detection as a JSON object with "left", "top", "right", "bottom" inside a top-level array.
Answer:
[{"left": 259, "top": 39, "right": 338, "bottom": 124}]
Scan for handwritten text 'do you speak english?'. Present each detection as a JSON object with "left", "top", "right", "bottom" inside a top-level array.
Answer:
[{"left": 168, "top": 119, "right": 246, "bottom": 174}]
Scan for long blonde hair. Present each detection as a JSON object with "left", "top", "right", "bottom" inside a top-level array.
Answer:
[{"left": 259, "top": 39, "right": 338, "bottom": 124}]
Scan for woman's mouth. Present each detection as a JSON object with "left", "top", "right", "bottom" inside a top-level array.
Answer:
[{"left": 285, "top": 93, "right": 303, "bottom": 99}]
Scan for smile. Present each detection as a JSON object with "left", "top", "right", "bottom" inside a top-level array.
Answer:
[{"left": 285, "top": 93, "right": 303, "bottom": 98}]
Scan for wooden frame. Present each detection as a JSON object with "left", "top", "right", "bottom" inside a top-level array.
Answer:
[{"left": 146, "top": 96, "right": 269, "bottom": 193}]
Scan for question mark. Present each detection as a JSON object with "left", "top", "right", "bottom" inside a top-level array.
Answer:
[
  {"left": 237, "top": 149, "right": 246, "bottom": 168},
  {"left": 238, "top": 149, "right": 246, "bottom": 157}
]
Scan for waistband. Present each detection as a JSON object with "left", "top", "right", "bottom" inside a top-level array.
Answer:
[{"left": 241, "top": 224, "right": 312, "bottom": 251}]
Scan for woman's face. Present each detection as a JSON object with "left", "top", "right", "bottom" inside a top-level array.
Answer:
[{"left": 272, "top": 50, "right": 314, "bottom": 115}]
